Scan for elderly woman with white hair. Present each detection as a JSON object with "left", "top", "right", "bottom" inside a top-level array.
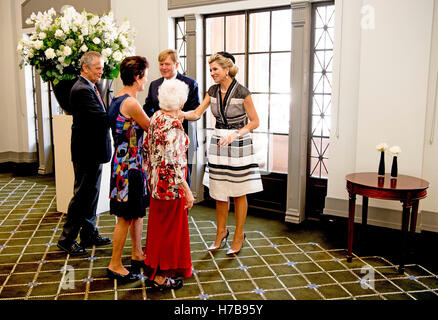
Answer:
[{"left": 142, "top": 79, "right": 194, "bottom": 291}]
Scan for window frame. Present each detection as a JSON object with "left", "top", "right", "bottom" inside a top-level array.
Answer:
[
  {"left": 307, "top": 1, "right": 335, "bottom": 179},
  {"left": 202, "top": 5, "right": 292, "bottom": 174}
]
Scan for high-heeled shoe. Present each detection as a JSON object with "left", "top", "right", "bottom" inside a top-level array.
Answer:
[
  {"left": 207, "top": 229, "right": 229, "bottom": 251},
  {"left": 226, "top": 233, "right": 246, "bottom": 255},
  {"left": 106, "top": 268, "right": 141, "bottom": 283}
]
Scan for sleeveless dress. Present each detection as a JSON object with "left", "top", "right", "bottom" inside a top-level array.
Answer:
[
  {"left": 108, "top": 94, "right": 149, "bottom": 219},
  {"left": 203, "top": 78, "right": 263, "bottom": 201}
]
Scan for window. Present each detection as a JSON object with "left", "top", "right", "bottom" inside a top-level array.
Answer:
[
  {"left": 175, "top": 17, "right": 187, "bottom": 75},
  {"left": 204, "top": 7, "right": 292, "bottom": 174},
  {"left": 309, "top": 2, "right": 335, "bottom": 179}
]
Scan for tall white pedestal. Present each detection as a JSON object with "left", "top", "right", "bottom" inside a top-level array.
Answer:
[{"left": 52, "top": 114, "right": 111, "bottom": 214}]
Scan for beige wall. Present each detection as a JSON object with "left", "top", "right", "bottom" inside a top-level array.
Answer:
[
  {"left": 110, "top": 0, "right": 169, "bottom": 103},
  {"left": 21, "top": 0, "right": 111, "bottom": 28},
  {"left": 0, "top": 0, "right": 36, "bottom": 163},
  {"left": 327, "top": 0, "right": 438, "bottom": 231}
]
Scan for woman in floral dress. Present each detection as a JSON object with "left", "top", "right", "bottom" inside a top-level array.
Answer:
[
  {"left": 143, "top": 79, "right": 194, "bottom": 291},
  {"left": 107, "top": 56, "right": 150, "bottom": 282}
]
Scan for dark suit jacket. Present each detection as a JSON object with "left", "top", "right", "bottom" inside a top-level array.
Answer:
[
  {"left": 143, "top": 72, "right": 200, "bottom": 156},
  {"left": 70, "top": 76, "right": 111, "bottom": 164}
]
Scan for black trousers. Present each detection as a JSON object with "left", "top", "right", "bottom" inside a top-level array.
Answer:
[{"left": 58, "top": 162, "right": 103, "bottom": 244}]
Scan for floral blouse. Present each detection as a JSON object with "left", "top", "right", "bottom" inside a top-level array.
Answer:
[{"left": 143, "top": 110, "right": 189, "bottom": 200}]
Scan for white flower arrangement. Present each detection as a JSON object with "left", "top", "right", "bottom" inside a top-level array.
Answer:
[
  {"left": 376, "top": 143, "right": 388, "bottom": 152},
  {"left": 17, "top": 6, "right": 136, "bottom": 84},
  {"left": 389, "top": 146, "right": 401, "bottom": 156}
]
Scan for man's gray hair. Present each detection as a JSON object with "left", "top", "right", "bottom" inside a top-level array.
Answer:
[
  {"left": 158, "top": 79, "right": 189, "bottom": 111},
  {"left": 80, "top": 51, "right": 102, "bottom": 70}
]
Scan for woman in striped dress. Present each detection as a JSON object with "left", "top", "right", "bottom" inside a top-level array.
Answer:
[{"left": 182, "top": 52, "right": 263, "bottom": 255}]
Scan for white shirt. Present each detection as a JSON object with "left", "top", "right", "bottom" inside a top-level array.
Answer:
[{"left": 163, "top": 73, "right": 178, "bottom": 82}]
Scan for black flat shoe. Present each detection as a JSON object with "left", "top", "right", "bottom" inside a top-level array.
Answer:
[
  {"left": 57, "top": 240, "right": 88, "bottom": 256},
  {"left": 106, "top": 268, "right": 140, "bottom": 283},
  {"left": 80, "top": 234, "right": 112, "bottom": 248},
  {"left": 149, "top": 277, "right": 183, "bottom": 292},
  {"left": 130, "top": 259, "right": 146, "bottom": 275}
]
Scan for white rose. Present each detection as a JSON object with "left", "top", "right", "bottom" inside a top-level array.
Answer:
[
  {"left": 93, "top": 37, "right": 101, "bottom": 45},
  {"left": 45, "top": 48, "right": 56, "bottom": 59},
  {"left": 33, "top": 40, "right": 44, "bottom": 50},
  {"left": 63, "top": 46, "right": 72, "bottom": 56},
  {"left": 55, "top": 29, "right": 64, "bottom": 39},
  {"left": 376, "top": 143, "right": 388, "bottom": 152},
  {"left": 58, "top": 56, "right": 65, "bottom": 63},
  {"left": 80, "top": 44, "right": 88, "bottom": 52},
  {"left": 25, "top": 18, "right": 32, "bottom": 25},
  {"left": 38, "top": 32, "right": 46, "bottom": 39},
  {"left": 389, "top": 146, "right": 402, "bottom": 156},
  {"left": 102, "top": 48, "right": 112, "bottom": 57},
  {"left": 112, "top": 51, "right": 123, "bottom": 62},
  {"left": 79, "top": 35, "right": 84, "bottom": 42},
  {"left": 66, "top": 39, "right": 75, "bottom": 47},
  {"left": 72, "top": 26, "right": 78, "bottom": 32}
]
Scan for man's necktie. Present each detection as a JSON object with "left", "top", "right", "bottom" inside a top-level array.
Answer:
[{"left": 93, "top": 84, "right": 104, "bottom": 107}]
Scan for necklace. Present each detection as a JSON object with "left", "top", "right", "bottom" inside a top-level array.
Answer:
[{"left": 220, "top": 87, "right": 228, "bottom": 94}]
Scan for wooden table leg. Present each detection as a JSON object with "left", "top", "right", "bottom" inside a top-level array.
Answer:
[
  {"left": 399, "top": 200, "right": 412, "bottom": 274},
  {"left": 410, "top": 200, "right": 419, "bottom": 234},
  {"left": 408, "top": 200, "right": 419, "bottom": 257},
  {"left": 347, "top": 192, "right": 356, "bottom": 263},
  {"left": 360, "top": 196, "right": 369, "bottom": 253}
]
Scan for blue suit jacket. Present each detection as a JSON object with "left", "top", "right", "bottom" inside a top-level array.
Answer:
[
  {"left": 143, "top": 72, "right": 200, "bottom": 154},
  {"left": 70, "top": 76, "right": 111, "bottom": 164}
]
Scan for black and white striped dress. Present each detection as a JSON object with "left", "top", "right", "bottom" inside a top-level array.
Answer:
[{"left": 202, "top": 78, "right": 263, "bottom": 201}]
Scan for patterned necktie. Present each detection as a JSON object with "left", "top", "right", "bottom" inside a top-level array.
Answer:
[{"left": 93, "top": 84, "right": 104, "bottom": 107}]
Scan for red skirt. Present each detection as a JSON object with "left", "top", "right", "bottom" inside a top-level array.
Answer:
[{"left": 143, "top": 197, "right": 192, "bottom": 280}]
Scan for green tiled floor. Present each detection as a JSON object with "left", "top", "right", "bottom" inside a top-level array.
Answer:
[{"left": 0, "top": 176, "right": 437, "bottom": 300}]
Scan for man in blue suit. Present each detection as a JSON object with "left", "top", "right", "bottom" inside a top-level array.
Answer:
[
  {"left": 57, "top": 51, "right": 112, "bottom": 256},
  {"left": 143, "top": 49, "right": 200, "bottom": 187}
]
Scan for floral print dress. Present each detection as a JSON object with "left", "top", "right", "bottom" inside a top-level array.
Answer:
[
  {"left": 108, "top": 94, "right": 148, "bottom": 219},
  {"left": 143, "top": 110, "right": 189, "bottom": 200}
]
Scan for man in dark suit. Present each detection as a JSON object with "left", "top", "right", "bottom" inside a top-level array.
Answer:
[
  {"left": 57, "top": 51, "right": 112, "bottom": 256},
  {"left": 143, "top": 49, "right": 200, "bottom": 187}
]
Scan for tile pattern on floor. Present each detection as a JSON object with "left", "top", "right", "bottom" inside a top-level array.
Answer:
[{"left": 0, "top": 177, "right": 437, "bottom": 300}]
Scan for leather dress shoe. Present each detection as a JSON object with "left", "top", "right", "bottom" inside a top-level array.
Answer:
[
  {"left": 80, "top": 234, "right": 112, "bottom": 248},
  {"left": 107, "top": 268, "right": 140, "bottom": 283},
  {"left": 57, "top": 240, "right": 88, "bottom": 256},
  {"left": 130, "top": 259, "right": 146, "bottom": 275}
]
